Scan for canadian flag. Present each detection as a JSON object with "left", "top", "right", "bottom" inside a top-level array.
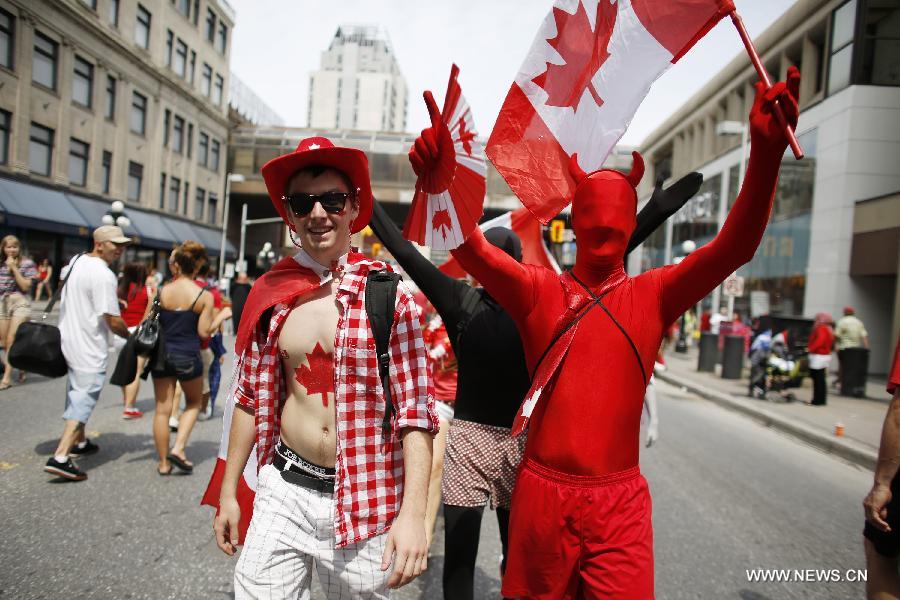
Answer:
[
  {"left": 487, "top": 0, "right": 734, "bottom": 223},
  {"left": 404, "top": 65, "right": 486, "bottom": 251},
  {"left": 439, "top": 207, "right": 562, "bottom": 278},
  {"left": 200, "top": 372, "right": 258, "bottom": 545}
]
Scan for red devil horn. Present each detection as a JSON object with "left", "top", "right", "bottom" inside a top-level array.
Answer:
[
  {"left": 626, "top": 152, "right": 644, "bottom": 188},
  {"left": 569, "top": 153, "right": 587, "bottom": 184}
]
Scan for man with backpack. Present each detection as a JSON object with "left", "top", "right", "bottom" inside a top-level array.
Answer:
[{"left": 211, "top": 137, "right": 439, "bottom": 599}]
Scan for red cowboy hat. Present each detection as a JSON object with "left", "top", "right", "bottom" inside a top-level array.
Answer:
[{"left": 260, "top": 136, "right": 372, "bottom": 234}]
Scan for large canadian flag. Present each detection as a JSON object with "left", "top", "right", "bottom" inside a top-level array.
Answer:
[
  {"left": 439, "top": 207, "right": 562, "bottom": 278},
  {"left": 487, "top": 0, "right": 734, "bottom": 223}
]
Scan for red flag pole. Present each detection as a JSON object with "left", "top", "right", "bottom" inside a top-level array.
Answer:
[{"left": 729, "top": 10, "right": 804, "bottom": 159}]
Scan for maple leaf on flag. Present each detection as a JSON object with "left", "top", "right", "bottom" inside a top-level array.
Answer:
[
  {"left": 457, "top": 116, "right": 476, "bottom": 156},
  {"left": 532, "top": 0, "right": 618, "bottom": 111},
  {"left": 432, "top": 209, "right": 453, "bottom": 240},
  {"left": 294, "top": 342, "right": 335, "bottom": 407}
]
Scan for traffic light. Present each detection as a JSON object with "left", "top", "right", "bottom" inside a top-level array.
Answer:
[{"left": 549, "top": 220, "right": 565, "bottom": 243}]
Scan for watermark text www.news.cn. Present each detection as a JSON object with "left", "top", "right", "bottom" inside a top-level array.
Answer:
[{"left": 746, "top": 569, "right": 867, "bottom": 583}]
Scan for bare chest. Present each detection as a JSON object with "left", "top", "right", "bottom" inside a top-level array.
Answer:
[{"left": 278, "top": 285, "right": 341, "bottom": 368}]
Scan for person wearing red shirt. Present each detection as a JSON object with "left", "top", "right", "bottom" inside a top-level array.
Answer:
[
  {"left": 864, "top": 336, "right": 900, "bottom": 599},
  {"left": 410, "top": 68, "right": 800, "bottom": 598},
  {"left": 117, "top": 262, "right": 152, "bottom": 419},
  {"left": 806, "top": 312, "right": 835, "bottom": 406}
]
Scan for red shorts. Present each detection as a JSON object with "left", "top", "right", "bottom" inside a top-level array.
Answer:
[{"left": 502, "top": 457, "right": 654, "bottom": 599}]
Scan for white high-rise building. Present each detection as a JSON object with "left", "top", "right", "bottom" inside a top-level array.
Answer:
[{"left": 308, "top": 25, "right": 408, "bottom": 132}]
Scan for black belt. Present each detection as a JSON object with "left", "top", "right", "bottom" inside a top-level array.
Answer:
[{"left": 273, "top": 452, "right": 335, "bottom": 493}]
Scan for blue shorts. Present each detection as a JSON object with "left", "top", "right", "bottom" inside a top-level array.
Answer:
[
  {"left": 151, "top": 352, "right": 202, "bottom": 382},
  {"left": 63, "top": 369, "right": 106, "bottom": 424}
]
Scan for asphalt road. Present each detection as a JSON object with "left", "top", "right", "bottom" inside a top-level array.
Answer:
[{"left": 0, "top": 350, "right": 873, "bottom": 599}]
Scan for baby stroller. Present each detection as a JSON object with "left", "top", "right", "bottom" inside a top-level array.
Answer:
[{"left": 749, "top": 331, "right": 806, "bottom": 402}]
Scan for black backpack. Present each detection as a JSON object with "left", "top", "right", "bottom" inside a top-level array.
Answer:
[{"left": 365, "top": 270, "right": 401, "bottom": 432}]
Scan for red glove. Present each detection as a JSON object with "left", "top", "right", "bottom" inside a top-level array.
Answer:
[
  {"left": 749, "top": 66, "right": 801, "bottom": 156},
  {"left": 408, "top": 92, "right": 456, "bottom": 194}
]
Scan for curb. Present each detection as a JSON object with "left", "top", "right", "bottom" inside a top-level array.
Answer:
[{"left": 656, "top": 370, "right": 878, "bottom": 471}]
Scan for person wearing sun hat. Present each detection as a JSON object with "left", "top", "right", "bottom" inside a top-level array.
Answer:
[{"left": 205, "top": 136, "right": 438, "bottom": 598}]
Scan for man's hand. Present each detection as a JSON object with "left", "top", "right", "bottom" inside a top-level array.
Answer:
[
  {"left": 748, "top": 66, "right": 800, "bottom": 156},
  {"left": 381, "top": 510, "right": 428, "bottom": 588},
  {"left": 864, "top": 483, "right": 893, "bottom": 532},
  {"left": 214, "top": 496, "right": 241, "bottom": 556}
]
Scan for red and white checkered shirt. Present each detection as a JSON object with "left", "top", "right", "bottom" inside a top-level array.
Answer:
[{"left": 234, "top": 251, "right": 439, "bottom": 548}]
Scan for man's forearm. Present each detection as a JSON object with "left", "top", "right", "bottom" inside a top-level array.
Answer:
[
  {"left": 397, "top": 428, "right": 432, "bottom": 518},
  {"left": 221, "top": 404, "right": 256, "bottom": 500},
  {"left": 875, "top": 393, "right": 900, "bottom": 487}
]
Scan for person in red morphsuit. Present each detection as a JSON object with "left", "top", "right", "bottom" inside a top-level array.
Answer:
[{"left": 410, "top": 67, "right": 801, "bottom": 598}]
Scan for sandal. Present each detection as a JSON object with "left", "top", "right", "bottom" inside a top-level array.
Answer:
[
  {"left": 167, "top": 454, "right": 193, "bottom": 473},
  {"left": 0, "top": 381, "right": 11, "bottom": 391},
  {"left": 158, "top": 465, "right": 173, "bottom": 476},
  {"left": 17, "top": 371, "right": 25, "bottom": 384}
]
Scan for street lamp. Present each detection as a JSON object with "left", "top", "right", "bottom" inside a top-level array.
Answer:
[
  {"left": 674, "top": 239, "right": 696, "bottom": 353},
  {"left": 219, "top": 173, "right": 246, "bottom": 288},
  {"left": 102, "top": 200, "right": 131, "bottom": 228}
]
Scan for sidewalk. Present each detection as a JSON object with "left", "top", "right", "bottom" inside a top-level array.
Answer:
[{"left": 656, "top": 347, "right": 891, "bottom": 471}]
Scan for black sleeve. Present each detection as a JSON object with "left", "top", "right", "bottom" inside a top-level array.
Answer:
[{"left": 369, "top": 200, "right": 469, "bottom": 331}]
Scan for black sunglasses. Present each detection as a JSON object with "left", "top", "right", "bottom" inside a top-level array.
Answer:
[{"left": 284, "top": 192, "right": 352, "bottom": 217}]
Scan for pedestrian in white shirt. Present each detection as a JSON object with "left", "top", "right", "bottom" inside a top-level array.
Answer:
[{"left": 43, "top": 226, "right": 131, "bottom": 482}]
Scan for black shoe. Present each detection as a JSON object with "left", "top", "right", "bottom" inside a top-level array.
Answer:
[
  {"left": 69, "top": 439, "right": 99, "bottom": 457},
  {"left": 44, "top": 457, "right": 87, "bottom": 481}
]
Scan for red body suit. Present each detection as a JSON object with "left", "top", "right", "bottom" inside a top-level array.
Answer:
[{"left": 452, "top": 70, "right": 799, "bottom": 598}]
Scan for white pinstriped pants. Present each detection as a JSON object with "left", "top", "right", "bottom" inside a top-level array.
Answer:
[{"left": 235, "top": 464, "right": 392, "bottom": 599}]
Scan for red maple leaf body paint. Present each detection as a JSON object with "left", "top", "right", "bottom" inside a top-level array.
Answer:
[
  {"left": 532, "top": 1, "right": 617, "bottom": 110},
  {"left": 294, "top": 342, "right": 335, "bottom": 407}
]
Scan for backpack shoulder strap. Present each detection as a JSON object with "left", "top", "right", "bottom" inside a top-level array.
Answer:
[
  {"left": 453, "top": 287, "right": 484, "bottom": 356},
  {"left": 365, "top": 269, "right": 401, "bottom": 432},
  {"left": 45, "top": 253, "right": 86, "bottom": 316}
]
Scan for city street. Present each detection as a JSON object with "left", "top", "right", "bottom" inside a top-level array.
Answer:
[{"left": 0, "top": 349, "right": 872, "bottom": 599}]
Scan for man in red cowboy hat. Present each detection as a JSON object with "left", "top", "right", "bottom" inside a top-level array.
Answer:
[
  {"left": 409, "top": 69, "right": 801, "bottom": 598},
  {"left": 213, "top": 136, "right": 439, "bottom": 598}
]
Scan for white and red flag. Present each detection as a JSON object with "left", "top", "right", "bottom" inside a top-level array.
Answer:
[
  {"left": 487, "top": 0, "right": 734, "bottom": 223},
  {"left": 403, "top": 64, "right": 486, "bottom": 251},
  {"left": 439, "top": 207, "right": 562, "bottom": 278}
]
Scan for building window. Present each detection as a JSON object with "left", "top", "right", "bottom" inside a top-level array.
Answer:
[
  {"left": 135, "top": 4, "right": 151, "bottom": 50},
  {"left": 216, "top": 22, "right": 228, "bottom": 55},
  {"left": 0, "top": 110, "right": 10, "bottom": 164},
  {"left": 32, "top": 32, "right": 58, "bottom": 90},
  {"left": 210, "top": 139, "right": 220, "bottom": 171},
  {"left": 174, "top": 39, "right": 188, "bottom": 78},
  {"left": 159, "top": 173, "right": 166, "bottom": 208},
  {"left": 183, "top": 181, "right": 190, "bottom": 215},
  {"left": 169, "top": 176, "right": 181, "bottom": 212},
  {"left": 101, "top": 150, "right": 112, "bottom": 193},
  {"left": 163, "top": 109, "right": 171, "bottom": 146},
  {"left": 859, "top": 2, "right": 900, "bottom": 86},
  {"left": 0, "top": 9, "right": 14, "bottom": 70},
  {"left": 175, "top": 0, "right": 190, "bottom": 17},
  {"left": 173, "top": 115, "right": 184, "bottom": 153},
  {"left": 201, "top": 63, "right": 212, "bottom": 97},
  {"left": 187, "top": 123, "right": 193, "bottom": 158},
  {"left": 192, "top": 0, "right": 200, "bottom": 25},
  {"left": 198, "top": 132, "right": 209, "bottom": 166},
  {"left": 165, "top": 29, "right": 173, "bottom": 67},
  {"left": 195, "top": 187, "right": 205, "bottom": 220},
  {"left": 80, "top": 0, "right": 97, "bottom": 10},
  {"left": 131, "top": 91, "right": 147, "bottom": 135},
  {"left": 188, "top": 50, "right": 196, "bottom": 84},
  {"left": 207, "top": 193, "right": 217, "bottom": 225},
  {"left": 828, "top": 0, "right": 857, "bottom": 95},
  {"left": 72, "top": 56, "right": 94, "bottom": 108},
  {"left": 108, "top": 0, "right": 119, "bottom": 27},
  {"left": 68, "top": 138, "right": 89, "bottom": 187},
  {"left": 205, "top": 9, "right": 216, "bottom": 42},
  {"left": 213, "top": 73, "right": 224, "bottom": 106},
  {"left": 28, "top": 123, "right": 53, "bottom": 176},
  {"left": 104, "top": 76, "right": 116, "bottom": 120},
  {"left": 128, "top": 161, "right": 143, "bottom": 202}
]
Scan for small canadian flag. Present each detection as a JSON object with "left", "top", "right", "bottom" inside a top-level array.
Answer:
[{"left": 488, "top": 0, "right": 734, "bottom": 223}]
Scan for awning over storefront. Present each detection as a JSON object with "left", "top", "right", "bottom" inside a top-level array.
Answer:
[
  {"left": 66, "top": 193, "right": 142, "bottom": 240},
  {"left": 0, "top": 178, "right": 91, "bottom": 236},
  {"left": 122, "top": 208, "right": 178, "bottom": 250},
  {"left": 160, "top": 216, "right": 236, "bottom": 258}
]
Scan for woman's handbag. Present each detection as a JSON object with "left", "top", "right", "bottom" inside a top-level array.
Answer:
[
  {"left": 132, "top": 291, "right": 161, "bottom": 356},
  {"left": 9, "top": 254, "right": 84, "bottom": 378}
]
